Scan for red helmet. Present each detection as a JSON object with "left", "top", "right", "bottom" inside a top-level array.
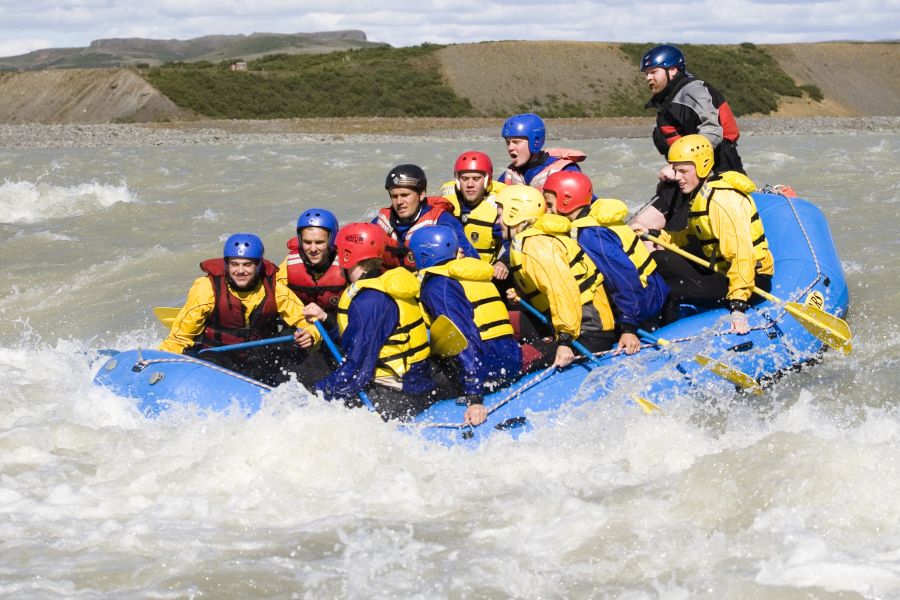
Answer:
[
  {"left": 543, "top": 171, "right": 593, "bottom": 215},
  {"left": 335, "top": 223, "right": 387, "bottom": 269},
  {"left": 454, "top": 151, "right": 493, "bottom": 188}
]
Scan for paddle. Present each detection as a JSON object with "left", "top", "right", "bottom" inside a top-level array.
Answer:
[
  {"left": 641, "top": 233, "right": 852, "bottom": 354},
  {"left": 638, "top": 326, "right": 761, "bottom": 393},
  {"left": 198, "top": 334, "right": 296, "bottom": 354},
  {"left": 313, "top": 321, "right": 375, "bottom": 411},
  {"left": 153, "top": 306, "right": 179, "bottom": 328},
  {"left": 516, "top": 298, "right": 662, "bottom": 414},
  {"left": 429, "top": 315, "right": 468, "bottom": 357}
]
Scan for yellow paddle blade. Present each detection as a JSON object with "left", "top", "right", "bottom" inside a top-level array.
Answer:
[
  {"left": 153, "top": 306, "right": 180, "bottom": 328},
  {"left": 430, "top": 315, "right": 469, "bottom": 357},
  {"left": 643, "top": 233, "right": 853, "bottom": 354},
  {"left": 631, "top": 394, "right": 663, "bottom": 415},
  {"left": 694, "top": 354, "right": 763, "bottom": 395},
  {"left": 784, "top": 301, "right": 853, "bottom": 354}
]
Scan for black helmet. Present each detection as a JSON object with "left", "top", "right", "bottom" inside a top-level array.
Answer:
[{"left": 385, "top": 164, "right": 427, "bottom": 193}]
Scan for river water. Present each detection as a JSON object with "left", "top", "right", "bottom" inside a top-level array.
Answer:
[{"left": 1, "top": 127, "right": 898, "bottom": 598}]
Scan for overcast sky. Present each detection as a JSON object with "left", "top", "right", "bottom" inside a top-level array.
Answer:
[{"left": 1, "top": 0, "right": 898, "bottom": 57}]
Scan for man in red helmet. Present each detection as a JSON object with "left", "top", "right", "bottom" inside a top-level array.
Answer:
[
  {"left": 440, "top": 151, "right": 510, "bottom": 280},
  {"left": 311, "top": 222, "right": 438, "bottom": 420},
  {"left": 545, "top": 172, "right": 669, "bottom": 354}
]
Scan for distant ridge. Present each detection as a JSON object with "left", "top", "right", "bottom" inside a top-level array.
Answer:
[{"left": 0, "top": 30, "right": 387, "bottom": 71}]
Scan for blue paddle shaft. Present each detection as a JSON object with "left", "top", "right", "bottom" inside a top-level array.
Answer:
[
  {"left": 313, "top": 321, "right": 375, "bottom": 411},
  {"left": 198, "top": 334, "right": 295, "bottom": 354},
  {"left": 517, "top": 299, "right": 602, "bottom": 366}
]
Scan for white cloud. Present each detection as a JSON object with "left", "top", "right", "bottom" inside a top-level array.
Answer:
[{"left": 0, "top": 0, "right": 897, "bottom": 58}]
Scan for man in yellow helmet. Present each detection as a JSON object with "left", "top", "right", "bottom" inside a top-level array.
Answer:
[
  {"left": 494, "top": 184, "right": 616, "bottom": 368},
  {"left": 632, "top": 135, "right": 774, "bottom": 334}
]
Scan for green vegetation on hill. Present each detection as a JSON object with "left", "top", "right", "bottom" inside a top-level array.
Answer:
[
  {"left": 619, "top": 42, "right": 809, "bottom": 115},
  {"left": 145, "top": 42, "right": 816, "bottom": 120},
  {"left": 145, "top": 44, "right": 473, "bottom": 118}
]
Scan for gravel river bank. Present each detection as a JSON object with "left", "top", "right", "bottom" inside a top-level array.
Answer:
[{"left": 1, "top": 116, "right": 898, "bottom": 149}]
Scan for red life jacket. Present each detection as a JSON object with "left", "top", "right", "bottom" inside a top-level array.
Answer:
[
  {"left": 374, "top": 199, "right": 449, "bottom": 269},
  {"left": 284, "top": 237, "right": 347, "bottom": 313},
  {"left": 502, "top": 148, "right": 587, "bottom": 191},
  {"left": 198, "top": 258, "right": 281, "bottom": 350}
]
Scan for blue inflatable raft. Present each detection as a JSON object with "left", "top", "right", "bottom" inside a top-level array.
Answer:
[{"left": 94, "top": 192, "right": 850, "bottom": 445}]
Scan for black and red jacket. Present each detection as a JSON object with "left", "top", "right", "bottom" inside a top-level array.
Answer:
[{"left": 647, "top": 72, "right": 742, "bottom": 172}]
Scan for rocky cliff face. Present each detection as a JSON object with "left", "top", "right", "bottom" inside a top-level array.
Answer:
[{"left": 0, "top": 69, "right": 190, "bottom": 124}]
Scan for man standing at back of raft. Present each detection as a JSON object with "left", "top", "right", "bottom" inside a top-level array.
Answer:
[
  {"left": 159, "top": 233, "right": 320, "bottom": 385},
  {"left": 440, "top": 151, "right": 510, "bottom": 281},
  {"left": 373, "top": 163, "right": 478, "bottom": 270},
  {"left": 632, "top": 135, "right": 773, "bottom": 334},
  {"left": 497, "top": 113, "right": 586, "bottom": 192},
  {"left": 632, "top": 44, "right": 745, "bottom": 233}
]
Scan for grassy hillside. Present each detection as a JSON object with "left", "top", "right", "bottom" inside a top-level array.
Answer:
[
  {"left": 146, "top": 44, "right": 473, "bottom": 118},
  {"left": 145, "top": 42, "right": 813, "bottom": 120}
]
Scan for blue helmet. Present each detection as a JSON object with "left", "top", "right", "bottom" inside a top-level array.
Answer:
[
  {"left": 296, "top": 208, "right": 339, "bottom": 248},
  {"left": 409, "top": 225, "right": 458, "bottom": 270},
  {"left": 501, "top": 113, "right": 545, "bottom": 154},
  {"left": 223, "top": 233, "right": 264, "bottom": 261},
  {"left": 640, "top": 44, "right": 685, "bottom": 72}
]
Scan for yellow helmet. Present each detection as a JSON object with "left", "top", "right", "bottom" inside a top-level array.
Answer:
[
  {"left": 495, "top": 184, "right": 546, "bottom": 227},
  {"left": 668, "top": 134, "right": 714, "bottom": 178}
]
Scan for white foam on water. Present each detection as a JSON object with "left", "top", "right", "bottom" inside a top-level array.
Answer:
[
  {"left": 0, "top": 179, "right": 139, "bottom": 224},
  {"left": 0, "top": 132, "right": 898, "bottom": 596}
]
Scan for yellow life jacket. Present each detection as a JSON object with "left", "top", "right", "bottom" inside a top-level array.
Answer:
[
  {"left": 419, "top": 257, "right": 514, "bottom": 341},
  {"left": 571, "top": 199, "right": 658, "bottom": 287},
  {"left": 336, "top": 267, "right": 430, "bottom": 379},
  {"left": 689, "top": 172, "right": 773, "bottom": 273},
  {"left": 509, "top": 214, "right": 602, "bottom": 312},
  {"left": 440, "top": 179, "right": 506, "bottom": 263}
]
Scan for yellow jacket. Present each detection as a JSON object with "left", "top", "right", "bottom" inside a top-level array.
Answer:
[
  {"left": 662, "top": 173, "right": 774, "bottom": 302},
  {"left": 159, "top": 276, "right": 320, "bottom": 354},
  {"left": 510, "top": 214, "right": 612, "bottom": 338}
]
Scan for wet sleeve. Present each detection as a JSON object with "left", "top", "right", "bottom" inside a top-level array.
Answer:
[
  {"left": 709, "top": 190, "right": 758, "bottom": 302},
  {"left": 275, "top": 257, "right": 289, "bottom": 286},
  {"left": 274, "top": 281, "right": 321, "bottom": 343},
  {"left": 522, "top": 236, "right": 583, "bottom": 338},
  {"left": 315, "top": 290, "right": 398, "bottom": 400},
  {"left": 421, "top": 276, "right": 484, "bottom": 396},
  {"left": 158, "top": 277, "right": 215, "bottom": 354},
  {"left": 581, "top": 229, "right": 645, "bottom": 329}
]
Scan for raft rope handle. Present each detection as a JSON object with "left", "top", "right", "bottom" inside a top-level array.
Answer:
[{"left": 131, "top": 351, "right": 275, "bottom": 391}]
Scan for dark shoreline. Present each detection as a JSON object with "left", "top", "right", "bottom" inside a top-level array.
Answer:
[{"left": 0, "top": 116, "right": 898, "bottom": 149}]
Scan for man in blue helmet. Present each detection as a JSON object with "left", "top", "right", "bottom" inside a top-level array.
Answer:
[
  {"left": 409, "top": 225, "right": 522, "bottom": 426},
  {"left": 160, "top": 233, "right": 321, "bottom": 385},
  {"left": 633, "top": 44, "right": 744, "bottom": 233},
  {"left": 497, "top": 113, "right": 585, "bottom": 191},
  {"left": 278, "top": 208, "right": 346, "bottom": 320}
]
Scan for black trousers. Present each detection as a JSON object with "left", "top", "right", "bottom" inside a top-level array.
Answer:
[{"left": 652, "top": 250, "right": 772, "bottom": 320}]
